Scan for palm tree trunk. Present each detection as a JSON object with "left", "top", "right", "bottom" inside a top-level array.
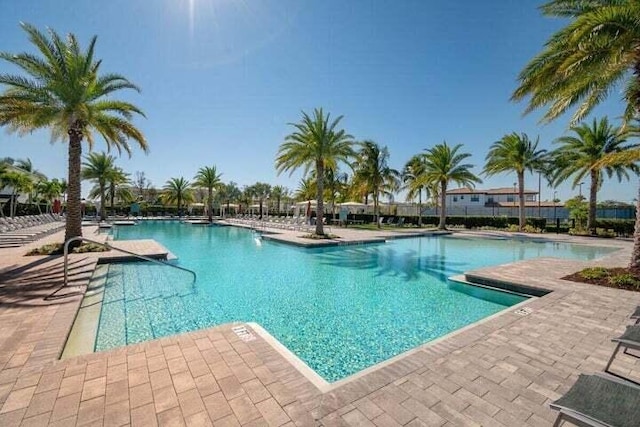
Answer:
[
  {"left": 631, "top": 183, "right": 640, "bottom": 270},
  {"left": 418, "top": 191, "right": 422, "bottom": 228},
  {"left": 518, "top": 172, "right": 525, "bottom": 231},
  {"left": 178, "top": 195, "right": 182, "bottom": 218},
  {"left": 316, "top": 161, "right": 325, "bottom": 235},
  {"left": 588, "top": 170, "right": 598, "bottom": 234},
  {"left": 10, "top": 190, "right": 16, "bottom": 218},
  {"left": 110, "top": 185, "right": 115, "bottom": 217},
  {"left": 375, "top": 196, "right": 380, "bottom": 228},
  {"left": 439, "top": 181, "right": 447, "bottom": 230},
  {"left": 208, "top": 188, "right": 213, "bottom": 223},
  {"left": 100, "top": 184, "right": 106, "bottom": 221},
  {"left": 65, "top": 132, "right": 83, "bottom": 245}
]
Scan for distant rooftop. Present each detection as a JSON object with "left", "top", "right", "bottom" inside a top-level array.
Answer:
[{"left": 447, "top": 187, "right": 538, "bottom": 195}]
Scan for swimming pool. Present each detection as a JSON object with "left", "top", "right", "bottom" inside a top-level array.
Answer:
[{"left": 96, "top": 222, "right": 615, "bottom": 381}]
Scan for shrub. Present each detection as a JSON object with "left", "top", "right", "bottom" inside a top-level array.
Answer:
[
  {"left": 595, "top": 228, "right": 616, "bottom": 238},
  {"left": 609, "top": 273, "right": 640, "bottom": 289},
  {"left": 594, "top": 219, "right": 634, "bottom": 237},
  {"left": 26, "top": 243, "right": 110, "bottom": 256},
  {"left": 579, "top": 267, "right": 610, "bottom": 280}
]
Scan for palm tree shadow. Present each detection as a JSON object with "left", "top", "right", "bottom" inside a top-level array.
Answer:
[
  {"left": 0, "top": 256, "right": 95, "bottom": 307},
  {"left": 315, "top": 245, "right": 466, "bottom": 282}
]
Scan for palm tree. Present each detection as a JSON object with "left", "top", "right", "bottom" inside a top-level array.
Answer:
[
  {"left": 276, "top": 108, "right": 355, "bottom": 235},
  {"left": 550, "top": 118, "right": 638, "bottom": 234},
  {"left": 511, "top": 1, "right": 640, "bottom": 265},
  {"left": 324, "top": 168, "right": 349, "bottom": 219},
  {"left": 81, "top": 152, "right": 116, "bottom": 221},
  {"left": 37, "top": 179, "right": 63, "bottom": 214},
  {"left": 0, "top": 24, "right": 147, "bottom": 244},
  {"left": 106, "top": 167, "right": 131, "bottom": 216},
  {"left": 423, "top": 142, "right": 481, "bottom": 230},
  {"left": 271, "top": 185, "right": 289, "bottom": 216},
  {"left": 403, "top": 154, "right": 429, "bottom": 227},
  {"left": 162, "top": 177, "right": 193, "bottom": 217},
  {"left": 251, "top": 182, "right": 271, "bottom": 219},
  {"left": 193, "top": 166, "right": 223, "bottom": 223},
  {"left": 353, "top": 141, "right": 400, "bottom": 228},
  {"left": 218, "top": 182, "right": 241, "bottom": 217},
  {"left": 3, "top": 170, "right": 32, "bottom": 217},
  {"left": 483, "top": 133, "right": 547, "bottom": 231},
  {"left": 294, "top": 177, "right": 316, "bottom": 202},
  {"left": 15, "top": 158, "right": 46, "bottom": 180},
  {"left": 512, "top": 1, "right": 640, "bottom": 124}
]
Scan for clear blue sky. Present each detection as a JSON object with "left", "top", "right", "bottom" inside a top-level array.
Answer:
[{"left": 0, "top": 0, "right": 635, "bottom": 203}]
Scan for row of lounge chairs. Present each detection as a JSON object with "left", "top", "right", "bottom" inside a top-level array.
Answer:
[
  {"left": 0, "top": 214, "right": 64, "bottom": 247},
  {"left": 378, "top": 216, "right": 405, "bottom": 227},
  {"left": 550, "top": 306, "right": 640, "bottom": 426},
  {"left": 227, "top": 215, "right": 316, "bottom": 232}
]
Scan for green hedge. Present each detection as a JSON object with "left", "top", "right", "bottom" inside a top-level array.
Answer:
[
  {"left": 594, "top": 219, "right": 635, "bottom": 236},
  {"left": 417, "top": 216, "right": 546, "bottom": 229}
]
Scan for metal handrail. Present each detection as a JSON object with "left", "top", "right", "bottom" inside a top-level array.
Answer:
[{"left": 62, "top": 236, "right": 196, "bottom": 288}]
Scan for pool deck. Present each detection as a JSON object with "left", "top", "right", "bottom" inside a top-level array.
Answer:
[{"left": 0, "top": 224, "right": 639, "bottom": 426}]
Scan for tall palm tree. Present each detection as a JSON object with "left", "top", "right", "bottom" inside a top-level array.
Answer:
[
  {"left": 596, "top": 138, "right": 640, "bottom": 267},
  {"left": 162, "top": 177, "right": 193, "bottom": 217},
  {"left": 483, "top": 133, "right": 547, "bottom": 231},
  {"left": 423, "top": 142, "right": 482, "bottom": 230},
  {"left": 275, "top": 108, "right": 355, "bottom": 235},
  {"left": 218, "top": 182, "right": 241, "bottom": 217},
  {"left": 512, "top": 1, "right": 640, "bottom": 124},
  {"left": 0, "top": 24, "right": 147, "bottom": 244},
  {"left": 193, "top": 166, "right": 223, "bottom": 223},
  {"left": 403, "top": 154, "right": 429, "bottom": 227},
  {"left": 252, "top": 182, "right": 271, "bottom": 219},
  {"left": 353, "top": 141, "right": 400, "bottom": 228},
  {"left": 512, "top": 1, "right": 640, "bottom": 265},
  {"left": 271, "top": 185, "right": 289, "bottom": 215},
  {"left": 81, "top": 152, "right": 116, "bottom": 221},
  {"left": 106, "top": 167, "right": 131, "bottom": 215},
  {"left": 550, "top": 118, "right": 638, "bottom": 233}
]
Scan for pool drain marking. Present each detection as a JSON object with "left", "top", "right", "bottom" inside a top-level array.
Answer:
[
  {"left": 514, "top": 307, "right": 533, "bottom": 316},
  {"left": 232, "top": 325, "right": 256, "bottom": 342}
]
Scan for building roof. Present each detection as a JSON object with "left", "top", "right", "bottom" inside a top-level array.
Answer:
[{"left": 447, "top": 187, "right": 538, "bottom": 195}]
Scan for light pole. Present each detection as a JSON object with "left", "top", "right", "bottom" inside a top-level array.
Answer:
[{"left": 578, "top": 182, "right": 584, "bottom": 198}]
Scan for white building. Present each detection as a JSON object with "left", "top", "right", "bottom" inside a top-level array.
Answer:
[{"left": 446, "top": 187, "right": 539, "bottom": 208}]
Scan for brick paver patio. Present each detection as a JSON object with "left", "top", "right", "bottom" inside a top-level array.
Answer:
[{"left": 1, "top": 223, "right": 639, "bottom": 426}]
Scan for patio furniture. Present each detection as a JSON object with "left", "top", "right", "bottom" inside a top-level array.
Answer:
[
  {"left": 631, "top": 305, "right": 640, "bottom": 325},
  {"left": 604, "top": 324, "right": 640, "bottom": 382},
  {"left": 550, "top": 373, "right": 640, "bottom": 427}
]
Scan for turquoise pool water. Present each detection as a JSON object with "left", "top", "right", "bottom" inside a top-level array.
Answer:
[{"left": 97, "top": 222, "right": 615, "bottom": 381}]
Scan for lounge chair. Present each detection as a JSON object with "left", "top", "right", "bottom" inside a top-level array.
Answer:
[
  {"left": 549, "top": 373, "right": 640, "bottom": 427},
  {"left": 631, "top": 305, "right": 640, "bottom": 325},
  {"left": 604, "top": 324, "right": 640, "bottom": 379}
]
